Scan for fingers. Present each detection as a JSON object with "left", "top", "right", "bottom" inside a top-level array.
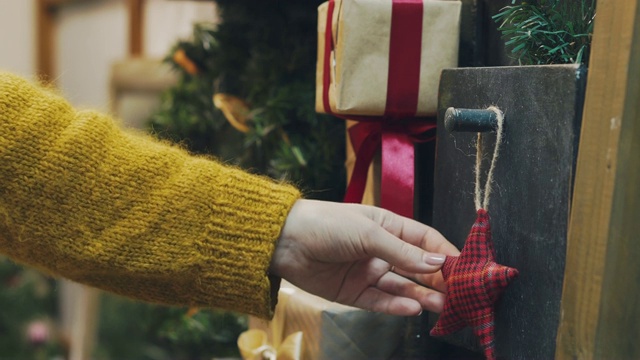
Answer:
[
  {"left": 352, "top": 287, "right": 423, "bottom": 316},
  {"left": 366, "top": 233, "right": 450, "bottom": 291},
  {"left": 394, "top": 267, "right": 448, "bottom": 293},
  {"left": 353, "top": 205, "right": 459, "bottom": 275},
  {"left": 352, "top": 271, "right": 446, "bottom": 315},
  {"left": 376, "top": 271, "right": 446, "bottom": 313},
  {"left": 360, "top": 204, "right": 460, "bottom": 256},
  {"left": 362, "top": 226, "right": 448, "bottom": 274}
]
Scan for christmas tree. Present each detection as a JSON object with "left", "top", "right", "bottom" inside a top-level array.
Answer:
[{"left": 149, "top": 0, "right": 345, "bottom": 201}]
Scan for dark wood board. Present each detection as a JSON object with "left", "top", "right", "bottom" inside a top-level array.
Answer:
[{"left": 428, "top": 64, "right": 586, "bottom": 359}]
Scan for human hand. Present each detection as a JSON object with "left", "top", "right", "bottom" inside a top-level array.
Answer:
[{"left": 270, "top": 199, "right": 460, "bottom": 316}]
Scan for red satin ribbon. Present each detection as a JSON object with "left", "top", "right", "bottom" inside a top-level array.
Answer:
[
  {"left": 323, "top": 0, "right": 435, "bottom": 218},
  {"left": 385, "top": 0, "right": 423, "bottom": 118}
]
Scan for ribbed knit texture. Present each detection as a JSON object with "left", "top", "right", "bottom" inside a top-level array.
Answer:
[{"left": 0, "top": 72, "right": 301, "bottom": 319}]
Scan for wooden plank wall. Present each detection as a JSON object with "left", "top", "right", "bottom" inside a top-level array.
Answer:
[{"left": 555, "top": 0, "right": 640, "bottom": 358}]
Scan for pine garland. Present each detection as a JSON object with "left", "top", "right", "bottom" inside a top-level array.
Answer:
[{"left": 493, "top": 0, "right": 596, "bottom": 65}]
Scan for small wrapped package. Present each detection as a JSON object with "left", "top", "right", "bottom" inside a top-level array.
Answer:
[
  {"left": 239, "top": 281, "right": 406, "bottom": 360},
  {"left": 316, "top": 0, "right": 461, "bottom": 117}
]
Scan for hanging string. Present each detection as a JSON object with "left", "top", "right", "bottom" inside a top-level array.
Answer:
[
  {"left": 473, "top": 106, "right": 505, "bottom": 211},
  {"left": 473, "top": 131, "right": 483, "bottom": 210}
]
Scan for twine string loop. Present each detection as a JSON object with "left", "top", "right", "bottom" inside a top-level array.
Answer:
[{"left": 473, "top": 106, "right": 504, "bottom": 211}]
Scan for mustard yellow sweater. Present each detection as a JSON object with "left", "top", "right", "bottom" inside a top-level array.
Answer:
[{"left": 0, "top": 72, "right": 300, "bottom": 318}]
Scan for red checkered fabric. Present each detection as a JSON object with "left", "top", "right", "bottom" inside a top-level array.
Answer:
[{"left": 430, "top": 209, "right": 518, "bottom": 360}]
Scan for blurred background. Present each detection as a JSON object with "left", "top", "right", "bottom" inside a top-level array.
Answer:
[
  {"left": 0, "top": 0, "right": 345, "bottom": 359},
  {"left": 1, "top": 0, "right": 594, "bottom": 358}
]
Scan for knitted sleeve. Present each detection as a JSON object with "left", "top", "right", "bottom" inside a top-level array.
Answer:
[{"left": 0, "top": 72, "right": 301, "bottom": 319}]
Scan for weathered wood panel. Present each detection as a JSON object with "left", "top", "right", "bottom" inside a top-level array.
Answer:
[{"left": 429, "top": 65, "right": 586, "bottom": 359}]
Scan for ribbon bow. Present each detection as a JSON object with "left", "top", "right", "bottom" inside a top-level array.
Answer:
[
  {"left": 238, "top": 289, "right": 304, "bottom": 360},
  {"left": 345, "top": 119, "right": 435, "bottom": 218},
  {"left": 237, "top": 329, "right": 303, "bottom": 360}
]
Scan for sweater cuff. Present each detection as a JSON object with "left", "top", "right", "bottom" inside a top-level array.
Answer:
[{"left": 194, "top": 166, "right": 300, "bottom": 319}]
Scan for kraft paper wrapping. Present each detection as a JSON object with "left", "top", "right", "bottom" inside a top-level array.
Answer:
[
  {"left": 316, "top": 0, "right": 461, "bottom": 116},
  {"left": 247, "top": 281, "right": 406, "bottom": 360}
]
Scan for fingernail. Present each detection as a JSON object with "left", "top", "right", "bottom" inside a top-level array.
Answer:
[
  {"left": 416, "top": 310, "right": 423, "bottom": 317},
  {"left": 424, "top": 253, "right": 446, "bottom": 265}
]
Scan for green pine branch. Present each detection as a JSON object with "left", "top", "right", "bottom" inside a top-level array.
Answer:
[{"left": 493, "top": 0, "right": 596, "bottom": 65}]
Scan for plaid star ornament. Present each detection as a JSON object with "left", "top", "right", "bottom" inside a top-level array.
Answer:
[
  {"left": 430, "top": 107, "right": 518, "bottom": 360},
  {"left": 429, "top": 209, "right": 518, "bottom": 360}
]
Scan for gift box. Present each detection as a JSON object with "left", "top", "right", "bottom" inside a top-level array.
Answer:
[
  {"left": 239, "top": 281, "right": 407, "bottom": 360},
  {"left": 316, "top": 0, "right": 461, "bottom": 117}
]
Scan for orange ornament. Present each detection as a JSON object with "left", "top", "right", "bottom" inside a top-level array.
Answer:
[
  {"left": 172, "top": 48, "right": 199, "bottom": 75},
  {"left": 213, "top": 93, "right": 252, "bottom": 133}
]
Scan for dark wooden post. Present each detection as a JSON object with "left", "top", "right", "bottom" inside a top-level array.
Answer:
[
  {"left": 36, "top": 0, "right": 61, "bottom": 80},
  {"left": 128, "top": 0, "right": 144, "bottom": 56}
]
